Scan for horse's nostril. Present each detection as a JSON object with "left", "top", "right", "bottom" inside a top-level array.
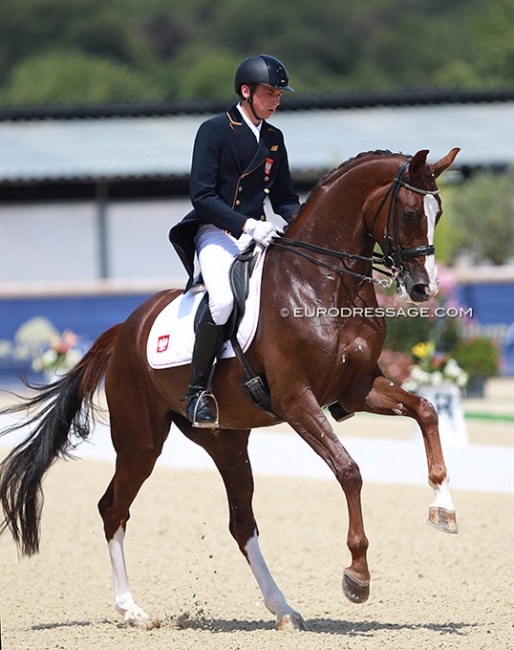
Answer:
[{"left": 411, "top": 284, "right": 430, "bottom": 301}]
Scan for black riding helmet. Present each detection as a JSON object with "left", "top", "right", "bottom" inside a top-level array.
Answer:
[{"left": 234, "top": 54, "right": 294, "bottom": 95}]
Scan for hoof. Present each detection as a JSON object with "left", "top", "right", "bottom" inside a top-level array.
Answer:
[
  {"left": 427, "top": 507, "right": 459, "bottom": 534},
  {"left": 276, "top": 611, "right": 307, "bottom": 631},
  {"left": 122, "top": 607, "right": 151, "bottom": 628},
  {"left": 342, "top": 569, "right": 370, "bottom": 604}
]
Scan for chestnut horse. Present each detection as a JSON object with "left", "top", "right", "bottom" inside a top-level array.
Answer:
[{"left": 0, "top": 148, "right": 459, "bottom": 631}]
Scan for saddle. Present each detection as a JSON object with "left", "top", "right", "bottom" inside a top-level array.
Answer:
[
  {"left": 228, "top": 245, "right": 275, "bottom": 416},
  {"left": 192, "top": 243, "right": 275, "bottom": 417}
]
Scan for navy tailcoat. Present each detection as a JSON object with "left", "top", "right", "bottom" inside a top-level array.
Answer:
[{"left": 169, "top": 103, "right": 300, "bottom": 282}]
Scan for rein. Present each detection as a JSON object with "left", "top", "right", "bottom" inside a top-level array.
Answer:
[
  {"left": 271, "top": 159, "right": 439, "bottom": 288},
  {"left": 271, "top": 237, "right": 395, "bottom": 287}
]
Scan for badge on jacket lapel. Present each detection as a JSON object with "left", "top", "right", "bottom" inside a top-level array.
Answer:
[{"left": 265, "top": 157, "right": 274, "bottom": 175}]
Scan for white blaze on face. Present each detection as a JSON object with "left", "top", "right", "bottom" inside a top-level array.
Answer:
[{"left": 423, "top": 194, "right": 439, "bottom": 294}]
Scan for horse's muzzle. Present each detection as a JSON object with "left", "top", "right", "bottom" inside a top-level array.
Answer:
[
  {"left": 401, "top": 265, "right": 436, "bottom": 303},
  {"left": 407, "top": 282, "right": 433, "bottom": 303},
  {"left": 400, "top": 266, "right": 437, "bottom": 303}
]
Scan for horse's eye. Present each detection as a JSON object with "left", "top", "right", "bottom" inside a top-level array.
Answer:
[{"left": 402, "top": 210, "right": 416, "bottom": 222}]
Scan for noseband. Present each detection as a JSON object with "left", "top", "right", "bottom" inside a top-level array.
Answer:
[
  {"left": 271, "top": 157, "right": 440, "bottom": 287},
  {"left": 368, "top": 158, "right": 440, "bottom": 272}
]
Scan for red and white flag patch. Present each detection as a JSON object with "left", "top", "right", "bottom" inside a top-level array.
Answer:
[{"left": 157, "top": 334, "right": 170, "bottom": 353}]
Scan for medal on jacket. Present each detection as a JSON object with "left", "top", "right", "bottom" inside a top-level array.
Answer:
[{"left": 265, "top": 157, "right": 274, "bottom": 175}]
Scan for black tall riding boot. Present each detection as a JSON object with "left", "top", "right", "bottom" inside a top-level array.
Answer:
[{"left": 186, "top": 318, "right": 225, "bottom": 427}]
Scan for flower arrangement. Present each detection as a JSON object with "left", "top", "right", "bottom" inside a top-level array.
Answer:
[
  {"left": 401, "top": 341, "right": 468, "bottom": 392},
  {"left": 376, "top": 264, "right": 465, "bottom": 353},
  {"left": 31, "top": 329, "right": 82, "bottom": 374},
  {"left": 452, "top": 337, "right": 500, "bottom": 380},
  {"left": 375, "top": 263, "right": 500, "bottom": 394}
]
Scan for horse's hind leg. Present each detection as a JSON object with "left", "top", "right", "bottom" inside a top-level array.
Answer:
[
  {"left": 98, "top": 410, "right": 172, "bottom": 626},
  {"left": 358, "top": 373, "right": 458, "bottom": 534},
  {"left": 173, "top": 416, "right": 306, "bottom": 631}
]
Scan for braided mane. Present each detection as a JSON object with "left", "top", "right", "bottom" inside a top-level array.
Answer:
[
  {"left": 293, "top": 150, "right": 406, "bottom": 222},
  {"left": 317, "top": 149, "right": 404, "bottom": 189}
]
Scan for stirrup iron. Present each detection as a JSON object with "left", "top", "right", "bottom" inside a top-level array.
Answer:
[{"left": 191, "top": 390, "right": 219, "bottom": 428}]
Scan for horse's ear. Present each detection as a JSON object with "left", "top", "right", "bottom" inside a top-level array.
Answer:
[
  {"left": 431, "top": 147, "right": 461, "bottom": 178},
  {"left": 407, "top": 149, "right": 430, "bottom": 177}
]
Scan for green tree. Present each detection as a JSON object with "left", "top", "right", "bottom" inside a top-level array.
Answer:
[
  {"left": 173, "top": 49, "right": 241, "bottom": 99},
  {"left": 0, "top": 50, "right": 162, "bottom": 105},
  {"left": 445, "top": 169, "right": 514, "bottom": 265},
  {"left": 433, "top": 204, "right": 463, "bottom": 267},
  {"left": 0, "top": 0, "right": 143, "bottom": 82},
  {"left": 473, "top": 0, "right": 514, "bottom": 85},
  {"left": 0, "top": 0, "right": 511, "bottom": 106}
]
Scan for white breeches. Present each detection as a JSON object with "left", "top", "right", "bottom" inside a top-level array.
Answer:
[{"left": 195, "top": 224, "right": 254, "bottom": 326}]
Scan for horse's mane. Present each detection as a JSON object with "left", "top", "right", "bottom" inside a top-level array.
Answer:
[
  {"left": 292, "top": 149, "right": 406, "bottom": 223},
  {"left": 318, "top": 149, "right": 404, "bottom": 186}
]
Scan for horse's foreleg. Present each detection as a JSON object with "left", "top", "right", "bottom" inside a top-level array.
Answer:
[
  {"left": 361, "top": 374, "right": 458, "bottom": 534},
  {"left": 276, "top": 390, "right": 370, "bottom": 605},
  {"left": 174, "top": 419, "right": 306, "bottom": 631}
]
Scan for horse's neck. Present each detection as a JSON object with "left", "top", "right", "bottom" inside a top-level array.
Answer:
[
  {"left": 287, "top": 176, "right": 374, "bottom": 257},
  {"left": 272, "top": 164, "right": 382, "bottom": 302}
]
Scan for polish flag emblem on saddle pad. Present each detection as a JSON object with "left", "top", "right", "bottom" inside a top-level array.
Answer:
[{"left": 146, "top": 250, "right": 266, "bottom": 369}]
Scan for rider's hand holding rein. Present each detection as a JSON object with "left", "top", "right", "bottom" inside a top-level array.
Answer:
[{"left": 244, "top": 218, "right": 279, "bottom": 247}]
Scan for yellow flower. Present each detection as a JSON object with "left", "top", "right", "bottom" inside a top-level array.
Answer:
[{"left": 411, "top": 341, "right": 435, "bottom": 359}]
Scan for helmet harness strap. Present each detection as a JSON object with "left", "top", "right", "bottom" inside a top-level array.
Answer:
[{"left": 246, "top": 84, "right": 265, "bottom": 122}]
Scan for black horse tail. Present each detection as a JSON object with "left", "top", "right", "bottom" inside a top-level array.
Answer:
[{"left": 0, "top": 323, "right": 123, "bottom": 556}]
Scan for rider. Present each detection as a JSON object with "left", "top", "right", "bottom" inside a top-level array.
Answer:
[{"left": 169, "top": 54, "right": 300, "bottom": 427}]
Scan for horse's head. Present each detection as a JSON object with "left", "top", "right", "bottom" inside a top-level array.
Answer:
[{"left": 368, "top": 148, "right": 460, "bottom": 303}]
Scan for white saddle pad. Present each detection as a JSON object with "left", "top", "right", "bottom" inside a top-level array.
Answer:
[{"left": 147, "top": 249, "right": 266, "bottom": 369}]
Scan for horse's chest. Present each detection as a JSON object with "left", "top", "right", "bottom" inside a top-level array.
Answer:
[{"left": 340, "top": 336, "right": 376, "bottom": 369}]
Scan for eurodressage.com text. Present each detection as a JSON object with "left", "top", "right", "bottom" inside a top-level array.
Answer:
[{"left": 280, "top": 306, "right": 473, "bottom": 319}]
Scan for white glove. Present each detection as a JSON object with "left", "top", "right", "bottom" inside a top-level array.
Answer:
[{"left": 244, "top": 218, "right": 278, "bottom": 247}]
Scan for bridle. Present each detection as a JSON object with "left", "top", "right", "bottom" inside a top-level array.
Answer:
[
  {"left": 271, "top": 158, "right": 440, "bottom": 288},
  {"left": 367, "top": 158, "right": 440, "bottom": 273}
]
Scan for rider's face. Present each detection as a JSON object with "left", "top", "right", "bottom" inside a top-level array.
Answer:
[{"left": 241, "top": 84, "right": 282, "bottom": 123}]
